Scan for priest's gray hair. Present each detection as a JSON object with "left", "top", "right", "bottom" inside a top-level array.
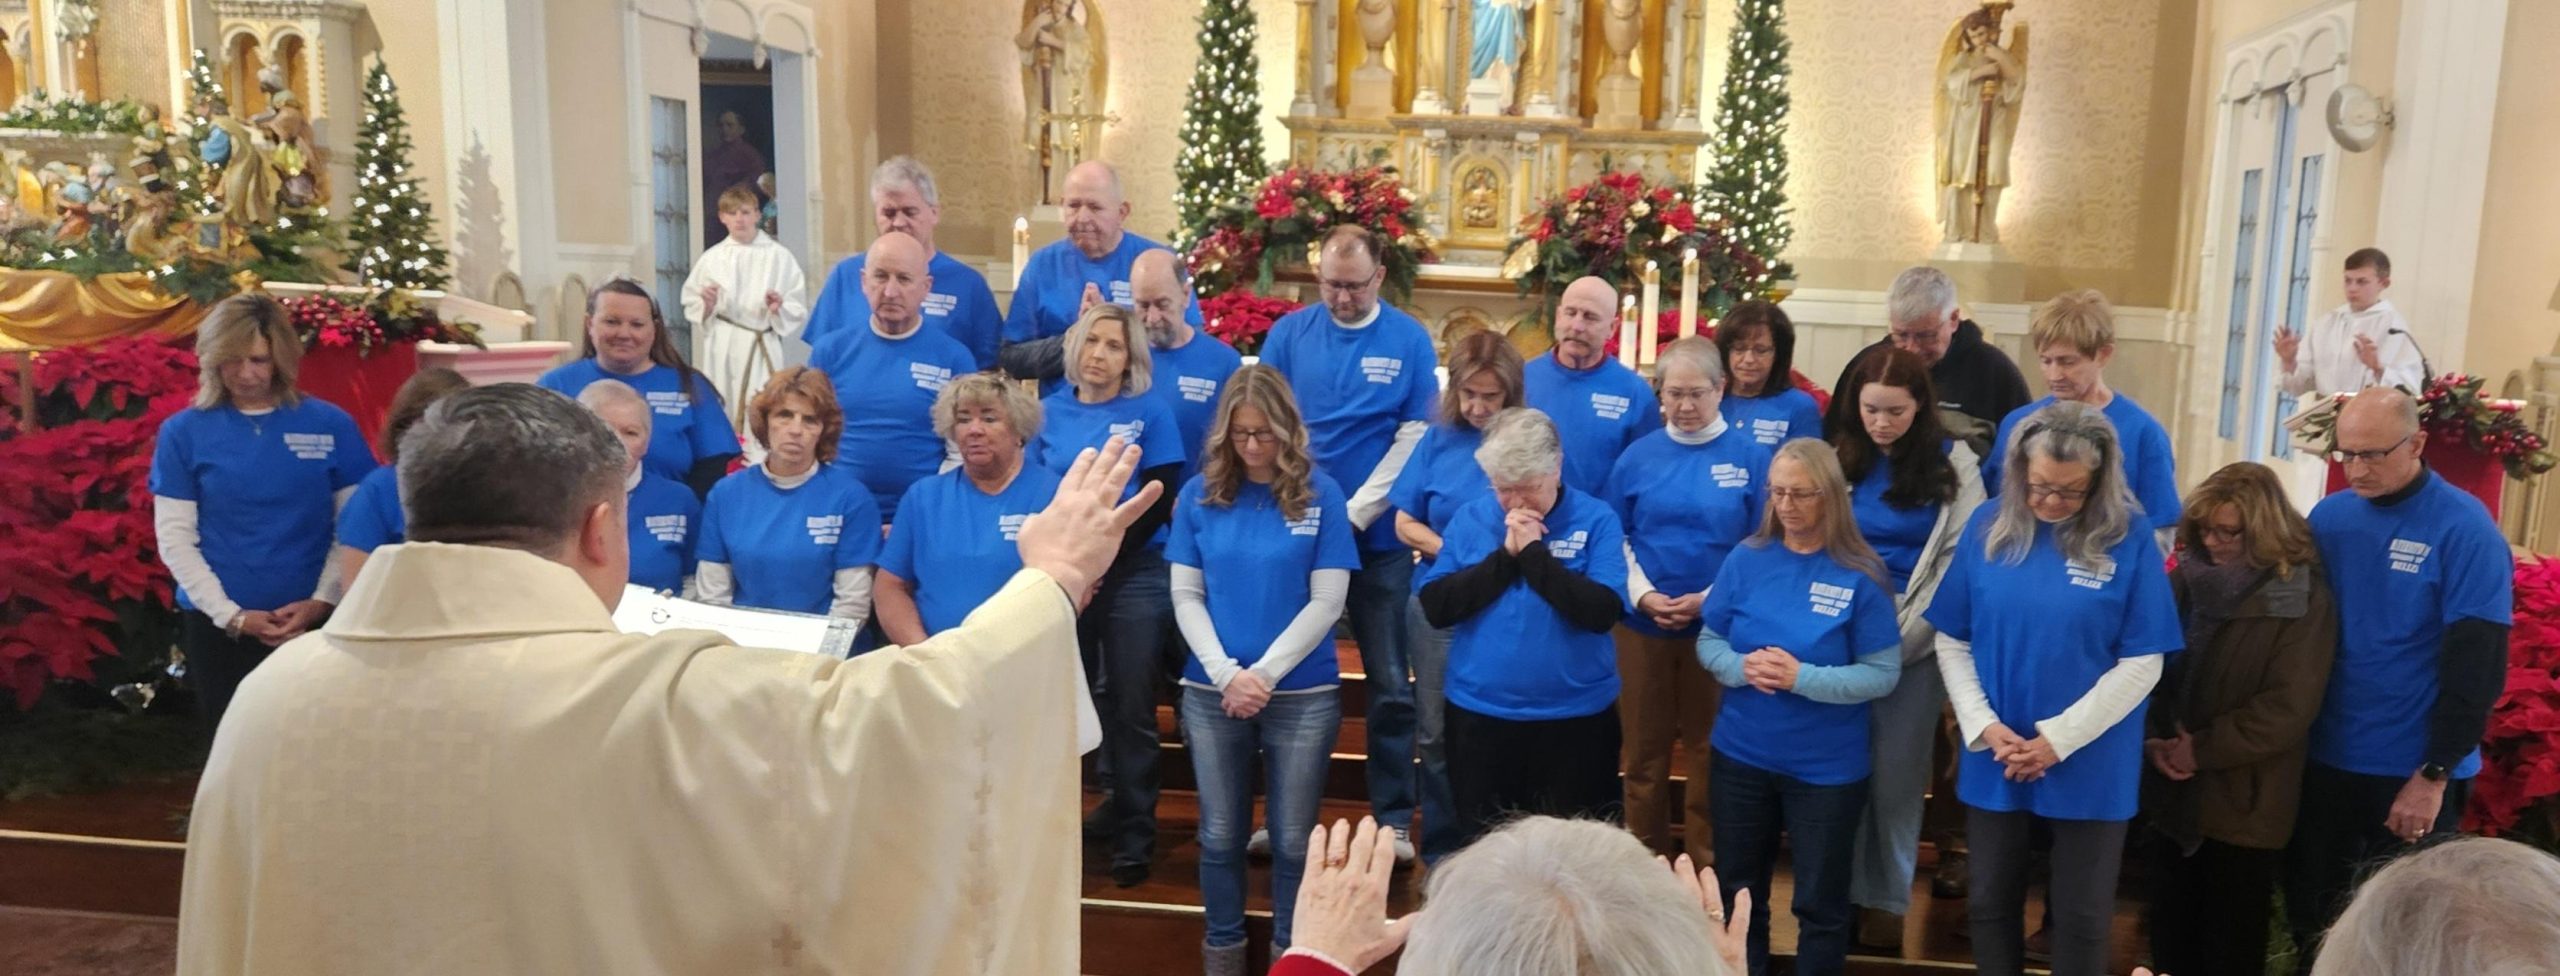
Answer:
[
  {"left": 401, "top": 384, "right": 628, "bottom": 553},
  {"left": 1655, "top": 336, "right": 1726, "bottom": 392},
  {"left": 871, "top": 155, "right": 940, "bottom": 207},
  {"left": 574, "top": 378, "right": 652, "bottom": 439},
  {"left": 1887, "top": 265, "right": 1959, "bottom": 329},
  {"left": 2311, "top": 837, "right": 2560, "bottom": 976},
  {"left": 1986, "top": 400, "right": 2135, "bottom": 568},
  {"left": 1399, "top": 817, "right": 1728, "bottom": 976},
  {"left": 1474, "top": 408, "right": 1562, "bottom": 487}
]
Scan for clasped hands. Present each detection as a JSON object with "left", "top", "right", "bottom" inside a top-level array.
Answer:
[
  {"left": 1982, "top": 721, "right": 2061, "bottom": 782},
  {"left": 1739, "top": 646, "right": 1800, "bottom": 694},
  {"left": 1222, "top": 670, "right": 1273, "bottom": 720},
  {"left": 1635, "top": 591, "right": 1702, "bottom": 631},
  {"left": 233, "top": 599, "right": 332, "bottom": 647},
  {"left": 695, "top": 283, "right": 785, "bottom": 316},
  {"left": 2143, "top": 728, "right": 2199, "bottom": 782}
]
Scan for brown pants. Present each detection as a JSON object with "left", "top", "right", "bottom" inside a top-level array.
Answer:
[{"left": 1615, "top": 625, "right": 1720, "bottom": 864}]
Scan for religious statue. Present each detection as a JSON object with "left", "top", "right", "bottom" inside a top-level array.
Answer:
[
  {"left": 1346, "top": 0, "right": 1398, "bottom": 118},
  {"left": 251, "top": 67, "right": 325, "bottom": 210},
  {"left": 198, "top": 94, "right": 280, "bottom": 230},
  {"left": 1016, "top": 0, "right": 1108, "bottom": 204},
  {"left": 1934, "top": 2, "right": 2027, "bottom": 246},
  {"left": 127, "top": 103, "right": 176, "bottom": 195},
  {"left": 1467, "top": 0, "right": 1532, "bottom": 115},
  {"left": 1593, "top": 0, "right": 1644, "bottom": 129},
  {"left": 1459, "top": 167, "right": 1500, "bottom": 230}
]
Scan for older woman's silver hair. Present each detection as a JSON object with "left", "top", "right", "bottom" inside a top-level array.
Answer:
[
  {"left": 1886, "top": 265, "right": 1959, "bottom": 330},
  {"left": 1986, "top": 400, "right": 2136, "bottom": 567},
  {"left": 2311, "top": 837, "right": 2560, "bottom": 976},
  {"left": 1399, "top": 817, "right": 1729, "bottom": 976},
  {"left": 1655, "top": 336, "right": 1726, "bottom": 391},
  {"left": 870, "top": 155, "right": 940, "bottom": 207},
  {"left": 1061, "top": 303, "right": 1155, "bottom": 397},
  {"left": 931, "top": 371, "right": 1043, "bottom": 446},
  {"left": 1474, "top": 408, "right": 1564, "bottom": 486},
  {"left": 574, "top": 378, "right": 652, "bottom": 438},
  {"left": 401, "top": 384, "right": 628, "bottom": 553}
]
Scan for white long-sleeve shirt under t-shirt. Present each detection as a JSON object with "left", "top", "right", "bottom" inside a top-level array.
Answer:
[{"left": 2280, "top": 299, "right": 2425, "bottom": 396}]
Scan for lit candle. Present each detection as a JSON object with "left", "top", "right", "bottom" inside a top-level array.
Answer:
[
  {"left": 1678, "top": 247, "right": 1700, "bottom": 339},
  {"left": 1012, "top": 216, "right": 1031, "bottom": 288},
  {"left": 1640, "top": 261, "right": 1662, "bottom": 367},
  {"left": 1618, "top": 294, "right": 1639, "bottom": 369}
]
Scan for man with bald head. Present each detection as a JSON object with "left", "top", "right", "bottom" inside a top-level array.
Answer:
[
  {"left": 808, "top": 231, "right": 979, "bottom": 520},
  {"left": 2288, "top": 386, "right": 2512, "bottom": 962},
  {"left": 1260, "top": 223, "right": 1442, "bottom": 860},
  {"left": 1526, "top": 276, "right": 1661, "bottom": 494},
  {"left": 805, "top": 156, "right": 1004, "bottom": 368},
  {"left": 178, "top": 382, "right": 1160, "bottom": 975},
  {"left": 1130, "top": 248, "right": 1241, "bottom": 487},
  {"left": 1000, "top": 161, "right": 1201, "bottom": 391}
]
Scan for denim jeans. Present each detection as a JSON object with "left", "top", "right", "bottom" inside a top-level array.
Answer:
[
  {"left": 1848, "top": 655, "right": 1946, "bottom": 914},
  {"left": 1346, "top": 547, "right": 1416, "bottom": 833},
  {"left": 1182, "top": 685, "right": 1341, "bottom": 949},
  {"left": 1078, "top": 546, "right": 1179, "bottom": 869},
  {"left": 1403, "top": 594, "right": 1462, "bottom": 863},
  {"left": 1967, "top": 808, "right": 2126, "bottom": 976},
  {"left": 1710, "top": 749, "right": 1868, "bottom": 976}
]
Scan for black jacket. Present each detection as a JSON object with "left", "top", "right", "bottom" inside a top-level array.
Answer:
[{"left": 1835, "top": 319, "right": 2032, "bottom": 431}]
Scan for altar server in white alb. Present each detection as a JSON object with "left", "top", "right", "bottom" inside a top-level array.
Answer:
[
  {"left": 2275, "top": 247, "right": 2425, "bottom": 397},
  {"left": 684, "top": 184, "right": 810, "bottom": 438}
]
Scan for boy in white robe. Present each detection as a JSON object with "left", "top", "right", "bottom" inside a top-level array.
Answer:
[{"left": 684, "top": 185, "right": 810, "bottom": 447}]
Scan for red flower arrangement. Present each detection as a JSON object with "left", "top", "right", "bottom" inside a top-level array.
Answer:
[
  {"left": 1199, "top": 290, "right": 1304, "bottom": 359},
  {"left": 282, "top": 289, "right": 482, "bottom": 358},
  {"left": 1503, "top": 170, "right": 1766, "bottom": 321},
  {"left": 2467, "top": 555, "right": 2560, "bottom": 850},
  {"left": 0, "top": 336, "right": 196, "bottom": 709},
  {"left": 1188, "top": 165, "right": 1438, "bottom": 305}
]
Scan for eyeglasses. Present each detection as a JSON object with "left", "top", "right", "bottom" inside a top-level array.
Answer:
[
  {"left": 1228, "top": 427, "right": 1280, "bottom": 446},
  {"left": 2200, "top": 524, "right": 2244, "bottom": 542},
  {"left": 1661, "top": 388, "right": 1721, "bottom": 404},
  {"left": 1318, "top": 277, "right": 1376, "bottom": 296},
  {"left": 2026, "top": 483, "right": 2091, "bottom": 503},
  {"left": 2328, "top": 434, "right": 2412, "bottom": 466},
  {"left": 1889, "top": 328, "right": 1944, "bottom": 345},
  {"left": 1768, "top": 488, "right": 1823, "bottom": 504}
]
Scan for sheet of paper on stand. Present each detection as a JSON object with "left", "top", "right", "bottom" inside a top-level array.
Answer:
[{"left": 611, "top": 585, "right": 859, "bottom": 657}]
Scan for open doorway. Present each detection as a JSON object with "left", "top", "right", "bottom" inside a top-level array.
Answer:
[{"left": 699, "top": 56, "right": 775, "bottom": 247}]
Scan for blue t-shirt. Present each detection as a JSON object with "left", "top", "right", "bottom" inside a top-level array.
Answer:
[
  {"left": 1924, "top": 507, "right": 2184, "bottom": 821},
  {"left": 880, "top": 464, "right": 1064, "bottom": 636},
  {"left": 1032, "top": 388, "right": 1187, "bottom": 505},
  {"left": 1418, "top": 489, "right": 1629, "bottom": 721},
  {"left": 2308, "top": 472, "right": 2514, "bottom": 778},
  {"left": 1720, "top": 387, "right": 1824, "bottom": 448},
  {"left": 150, "top": 400, "right": 377, "bottom": 612},
  {"left": 1389, "top": 424, "right": 1491, "bottom": 589},
  {"left": 1700, "top": 542, "right": 1902, "bottom": 785},
  {"left": 1259, "top": 304, "right": 1441, "bottom": 551},
  {"left": 1166, "top": 474, "right": 1363, "bottom": 690},
  {"left": 804, "top": 251, "right": 1004, "bottom": 370},
  {"left": 535, "top": 360, "right": 738, "bottom": 486},
  {"left": 336, "top": 465, "right": 405, "bottom": 553},
  {"left": 1603, "top": 428, "right": 1770, "bottom": 637},
  {"left": 1003, "top": 233, "right": 1203, "bottom": 395},
  {"left": 1148, "top": 331, "right": 1246, "bottom": 487},
  {"left": 806, "top": 325, "right": 977, "bottom": 520},
  {"left": 696, "top": 465, "right": 883, "bottom": 616},
  {"left": 1985, "top": 393, "right": 2181, "bottom": 530},
  {"left": 1851, "top": 449, "right": 1949, "bottom": 593},
  {"left": 626, "top": 473, "right": 702, "bottom": 594},
  {"left": 1525, "top": 355, "right": 1662, "bottom": 495}
]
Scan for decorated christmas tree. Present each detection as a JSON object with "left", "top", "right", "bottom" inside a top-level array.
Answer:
[
  {"left": 1702, "top": 0, "right": 1793, "bottom": 282},
  {"left": 170, "top": 48, "right": 227, "bottom": 228},
  {"left": 343, "top": 58, "right": 450, "bottom": 291},
  {"left": 1172, "top": 0, "right": 1268, "bottom": 249}
]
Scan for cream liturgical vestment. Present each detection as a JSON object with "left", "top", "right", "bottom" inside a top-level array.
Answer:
[{"left": 175, "top": 542, "right": 1084, "bottom": 975}]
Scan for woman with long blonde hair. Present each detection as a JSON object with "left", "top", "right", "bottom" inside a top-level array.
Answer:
[
  {"left": 1167, "top": 366, "right": 1360, "bottom": 974},
  {"left": 1694, "top": 437, "right": 1902, "bottom": 976}
]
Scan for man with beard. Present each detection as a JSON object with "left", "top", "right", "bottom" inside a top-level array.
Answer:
[
  {"left": 1525, "top": 276, "right": 1661, "bottom": 494},
  {"left": 1130, "top": 249, "right": 1243, "bottom": 487},
  {"left": 1000, "top": 162, "right": 1201, "bottom": 393},
  {"left": 807, "top": 231, "right": 979, "bottom": 521}
]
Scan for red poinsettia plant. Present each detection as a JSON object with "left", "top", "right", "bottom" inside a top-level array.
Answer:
[
  {"left": 2466, "top": 555, "right": 2560, "bottom": 850},
  {"left": 1199, "top": 290, "right": 1304, "bottom": 359},
  {"left": 282, "top": 289, "right": 482, "bottom": 358},
  {"left": 1504, "top": 170, "right": 1765, "bottom": 320},
  {"left": 0, "top": 336, "right": 196, "bottom": 709},
  {"left": 1188, "top": 164, "right": 1438, "bottom": 305}
]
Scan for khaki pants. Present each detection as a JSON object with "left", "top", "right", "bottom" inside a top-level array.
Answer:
[{"left": 1614, "top": 625, "right": 1719, "bottom": 864}]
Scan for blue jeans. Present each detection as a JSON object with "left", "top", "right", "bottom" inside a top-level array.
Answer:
[
  {"left": 1711, "top": 750, "right": 1868, "bottom": 976},
  {"left": 1078, "top": 547, "right": 1179, "bottom": 868},
  {"left": 1347, "top": 547, "right": 1416, "bottom": 833},
  {"left": 1404, "top": 594, "right": 1463, "bottom": 863},
  {"left": 1183, "top": 685, "right": 1341, "bottom": 949},
  {"left": 1848, "top": 654, "right": 1945, "bottom": 913}
]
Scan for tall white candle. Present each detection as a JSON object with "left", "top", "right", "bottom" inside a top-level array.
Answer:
[
  {"left": 1640, "top": 261, "right": 1662, "bottom": 367},
  {"left": 1618, "top": 295, "right": 1639, "bottom": 369},
  {"left": 1678, "top": 247, "right": 1700, "bottom": 339},
  {"left": 1012, "top": 216, "right": 1031, "bottom": 288}
]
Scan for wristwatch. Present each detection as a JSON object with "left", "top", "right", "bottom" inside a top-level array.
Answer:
[{"left": 2419, "top": 762, "right": 2449, "bottom": 782}]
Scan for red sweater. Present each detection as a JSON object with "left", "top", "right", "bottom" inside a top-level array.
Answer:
[{"left": 1269, "top": 951, "right": 1353, "bottom": 976}]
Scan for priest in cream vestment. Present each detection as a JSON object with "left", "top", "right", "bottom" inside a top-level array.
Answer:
[{"left": 175, "top": 383, "right": 1162, "bottom": 975}]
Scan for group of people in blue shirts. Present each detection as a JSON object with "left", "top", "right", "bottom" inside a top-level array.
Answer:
[{"left": 152, "top": 161, "right": 2510, "bottom": 976}]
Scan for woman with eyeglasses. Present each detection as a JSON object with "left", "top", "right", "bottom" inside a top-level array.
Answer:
[
  {"left": 1924, "top": 401, "right": 2183, "bottom": 976},
  {"left": 1032, "top": 302, "right": 1186, "bottom": 887},
  {"left": 537, "top": 279, "right": 741, "bottom": 497},
  {"left": 1695, "top": 438, "right": 1902, "bottom": 976},
  {"left": 1715, "top": 301, "right": 1824, "bottom": 449}
]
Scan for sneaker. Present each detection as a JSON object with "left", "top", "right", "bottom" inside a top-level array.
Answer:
[
  {"left": 1390, "top": 826, "right": 1416, "bottom": 864},
  {"left": 1855, "top": 907, "right": 1905, "bottom": 951},
  {"left": 2023, "top": 925, "right": 2053, "bottom": 963},
  {"left": 1245, "top": 827, "right": 1272, "bottom": 858},
  {"left": 1110, "top": 861, "right": 1151, "bottom": 887},
  {"left": 1931, "top": 850, "right": 1969, "bottom": 899}
]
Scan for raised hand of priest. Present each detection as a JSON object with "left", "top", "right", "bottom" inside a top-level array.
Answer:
[{"left": 1018, "top": 437, "right": 1161, "bottom": 611}]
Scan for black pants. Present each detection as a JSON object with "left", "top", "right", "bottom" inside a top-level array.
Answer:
[
  {"left": 1966, "top": 807, "right": 2125, "bottom": 976},
  {"left": 1076, "top": 548, "right": 1179, "bottom": 869},
  {"left": 182, "top": 611, "right": 275, "bottom": 733},
  {"left": 2145, "top": 833, "right": 2281, "bottom": 976},
  {"left": 2282, "top": 762, "right": 2469, "bottom": 965},
  {"left": 1445, "top": 701, "right": 1621, "bottom": 847}
]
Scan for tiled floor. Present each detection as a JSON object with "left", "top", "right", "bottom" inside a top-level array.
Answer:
[{"left": 0, "top": 907, "right": 176, "bottom": 976}]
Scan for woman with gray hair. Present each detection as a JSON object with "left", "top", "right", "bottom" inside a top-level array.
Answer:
[
  {"left": 1922, "top": 400, "right": 2183, "bottom": 976},
  {"left": 2309, "top": 836, "right": 2560, "bottom": 976},
  {"left": 874, "top": 372, "right": 1058, "bottom": 643},
  {"left": 153, "top": 293, "right": 377, "bottom": 730},
  {"left": 1417, "top": 408, "right": 1630, "bottom": 844},
  {"left": 577, "top": 379, "right": 704, "bottom": 595}
]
